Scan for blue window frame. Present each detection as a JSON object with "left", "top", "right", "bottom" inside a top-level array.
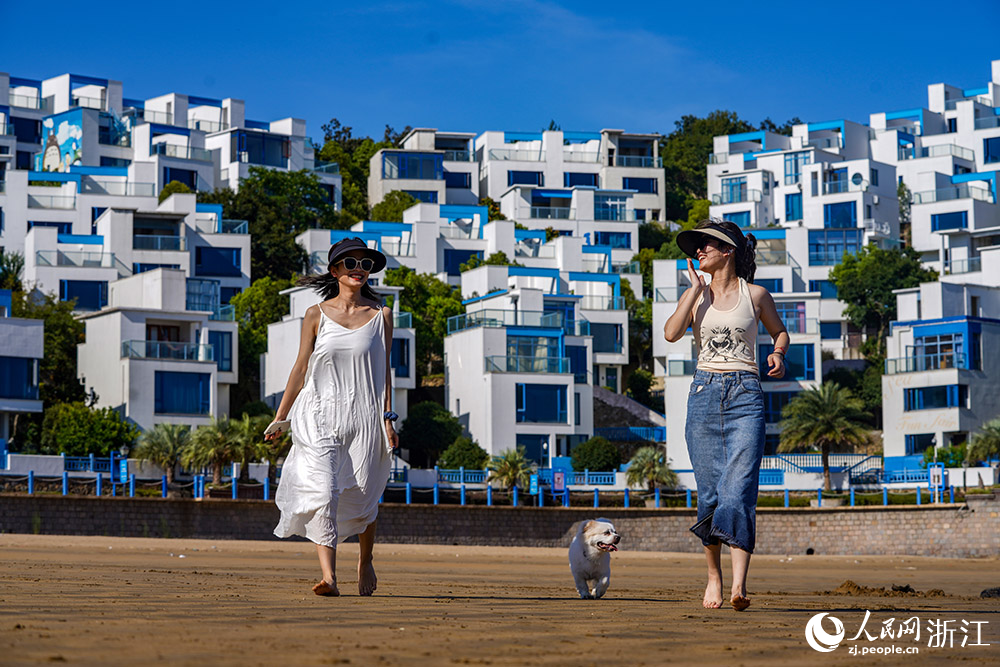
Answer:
[
  {"left": 163, "top": 167, "right": 197, "bottom": 190},
  {"left": 721, "top": 176, "right": 747, "bottom": 203},
  {"left": 823, "top": 201, "right": 857, "bottom": 228},
  {"left": 443, "top": 171, "right": 470, "bottom": 189},
  {"left": 133, "top": 263, "right": 181, "bottom": 274},
  {"left": 756, "top": 278, "right": 783, "bottom": 293},
  {"left": 905, "top": 433, "right": 935, "bottom": 455},
  {"left": 564, "top": 172, "right": 597, "bottom": 188},
  {"left": 232, "top": 130, "right": 289, "bottom": 168},
  {"left": 783, "top": 151, "right": 810, "bottom": 184},
  {"left": 760, "top": 343, "right": 814, "bottom": 380},
  {"left": 820, "top": 322, "right": 842, "bottom": 340},
  {"left": 382, "top": 152, "right": 443, "bottom": 180},
  {"left": 775, "top": 301, "right": 806, "bottom": 333},
  {"left": 100, "top": 156, "right": 131, "bottom": 168},
  {"left": 507, "top": 171, "right": 543, "bottom": 186},
  {"left": 195, "top": 246, "right": 242, "bottom": 277},
  {"left": 591, "top": 323, "right": 623, "bottom": 353},
  {"left": 904, "top": 385, "right": 967, "bottom": 411},
  {"left": 931, "top": 211, "right": 967, "bottom": 231},
  {"left": 220, "top": 286, "right": 242, "bottom": 304},
  {"left": 825, "top": 167, "right": 848, "bottom": 193},
  {"left": 59, "top": 280, "right": 108, "bottom": 311},
  {"left": 911, "top": 333, "right": 963, "bottom": 371},
  {"left": 594, "top": 194, "right": 627, "bottom": 220},
  {"left": 785, "top": 192, "right": 802, "bottom": 221},
  {"left": 515, "top": 384, "right": 568, "bottom": 423},
  {"left": 763, "top": 390, "right": 798, "bottom": 423},
  {"left": 808, "top": 229, "right": 862, "bottom": 265},
  {"left": 869, "top": 167, "right": 879, "bottom": 186},
  {"left": 444, "top": 248, "right": 481, "bottom": 276},
  {"left": 91, "top": 206, "right": 108, "bottom": 223},
  {"left": 565, "top": 345, "right": 588, "bottom": 384},
  {"left": 404, "top": 190, "right": 438, "bottom": 203},
  {"left": 0, "top": 356, "right": 39, "bottom": 400},
  {"left": 154, "top": 371, "right": 211, "bottom": 415},
  {"left": 723, "top": 211, "right": 751, "bottom": 228},
  {"left": 809, "top": 280, "right": 838, "bottom": 298},
  {"left": 391, "top": 338, "right": 410, "bottom": 378},
  {"left": 622, "top": 177, "right": 657, "bottom": 194},
  {"left": 28, "top": 220, "right": 72, "bottom": 234},
  {"left": 593, "top": 231, "right": 631, "bottom": 248},
  {"left": 207, "top": 330, "right": 232, "bottom": 372},
  {"left": 506, "top": 334, "right": 560, "bottom": 360},
  {"left": 984, "top": 137, "right": 1000, "bottom": 164},
  {"left": 516, "top": 433, "right": 549, "bottom": 464},
  {"left": 575, "top": 392, "right": 581, "bottom": 426}
]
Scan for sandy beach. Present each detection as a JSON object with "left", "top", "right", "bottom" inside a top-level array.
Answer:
[{"left": 0, "top": 534, "right": 996, "bottom": 666}]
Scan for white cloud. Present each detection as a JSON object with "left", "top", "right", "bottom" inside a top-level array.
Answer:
[{"left": 56, "top": 120, "right": 83, "bottom": 145}]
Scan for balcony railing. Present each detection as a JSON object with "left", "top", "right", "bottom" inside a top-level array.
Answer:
[
  {"left": 758, "top": 317, "right": 818, "bottom": 335},
  {"left": 9, "top": 94, "right": 46, "bottom": 110},
  {"left": 35, "top": 250, "right": 131, "bottom": 277},
  {"left": 514, "top": 244, "right": 556, "bottom": 259},
  {"left": 484, "top": 355, "right": 570, "bottom": 374},
  {"left": 448, "top": 309, "right": 564, "bottom": 334},
  {"left": 943, "top": 257, "right": 982, "bottom": 275},
  {"left": 72, "top": 95, "right": 103, "bottom": 110},
  {"left": 912, "top": 185, "right": 993, "bottom": 205},
  {"left": 593, "top": 208, "right": 639, "bottom": 221},
  {"left": 974, "top": 116, "right": 1000, "bottom": 130},
  {"left": 667, "top": 359, "right": 697, "bottom": 376},
  {"left": 81, "top": 179, "right": 156, "bottom": 197},
  {"left": 577, "top": 295, "right": 625, "bottom": 310},
  {"left": 529, "top": 206, "right": 572, "bottom": 219},
  {"left": 614, "top": 155, "right": 662, "bottom": 168},
  {"left": 438, "top": 226, "right": 475, "bottom": 239},
  {"left": 133, "top": 234, "right": 186, "bottom": 251},
  {"left": 125, "top": 108, "right": 174, "bottom": 125},
  {"left": 898, "top": 144, "right": 975, "bottom": 161},
  {"left": 312, "top": 160, "right": 340, "bottom": 174},
  {"left": 756, "top": 249, "right": 790, "bottom": 266},
  {"left": 152, "top": 143, "right": 213, "bottom": 162},
  {"left": 442, "top": 150, "right": 472, "bottom": 162},
  {"left": 805, "top": 136, "right": 842, "bottom": 150},
  {"left": 488, "top": 148, "right": 544, "bottom": 161},
  {"left": 654, "top": 287, "right": 682, "bottom": 302},
  {"left": 210, "top": 305, "right": 235, "bottom": 321},
  {"left": 711, "top": 189, "right": 762, "bottom": 205},
  {"left": 188, "top": 118, "right": 228, "bottom": 133},
  {"left": 27, "top": 194, "right": 75, "bottom": 209},
  {"left": 121, "top": 340, "right": 214, "bottom": 362},
  {"left": 0, "top": 181, "right": 6, "bottom": 193},
  {"left": 394, "top": 312, "right": 413, "bottom": 329},
  {"left": 708, "top": 152, "right": 729, "bottom": 164},
  {"left": 820, "top": 180, "right": 866, "bottom": 195},
  {"left": 563, "top": 150, "right": 600, "bottom": 163},
  {"left": 885, "top": 352, "right": 966, "bottom": 375},
  {"left": 610, "top": 260, "right": 640, "bottom": 274},
  {"left": 195, "top": 218, "right": 249, "bottom": 235},
  {"left": 98, "top": 132, "right": 131, "bottom": 148},
  {"left": 381, "top": 238, "right": 416, "bottom": 257}
]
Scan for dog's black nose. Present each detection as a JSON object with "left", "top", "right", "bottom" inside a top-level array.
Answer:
[{"left": 613, "top": 535, "right": 621, "bottom": 544}]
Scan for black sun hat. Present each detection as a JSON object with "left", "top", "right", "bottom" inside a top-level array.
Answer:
[
  {"left": 675, "top": 222, "right": 746, "bottom": 258},
  {"left": 327, "top": 237, "right": 387, "bottom": 273}
]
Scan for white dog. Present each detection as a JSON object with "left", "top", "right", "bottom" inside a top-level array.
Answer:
[{"left": 568, "top": 518, "right": 621, "bottom": 599}]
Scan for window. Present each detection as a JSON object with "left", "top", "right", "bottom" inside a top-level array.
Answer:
[
  {"left": 163, "top": 167, "right": 197, "bottom": 190},
  {"left": 100, "top": 156, "right": 131, "bottom": 168},
  {"left": 605, "top": 366, "right": 618, "bottom": 392},
  {"left": 154, "top": 371, "right": 211, "bottom": 415},
  {"left": 16, "top": 151, "right": 33, "bottom": 170},
  {"left": 756, "top": 278, "right": 783, "bottom": 293},
  {"left": 507, "top": 335, "right": 560, "bottom": 360},
  {"left": 390, "top": 338, "right": 410, "bottom": 378},
  {"left": 207, "top": 331, "right": 232, "bottom": 372},
  {"left": 971, "top": 332, "right": 981, "bottom": 371},
  {"left": 931, "top": 211, "right": 967, "bottom": 231},
  {"left": 622, "top": 177, "right": 657, "bottom": 194},
  {"left": 720, "top": 176, "right": 747, "bottom": 203},
  {"left": 59, "top": 280, "right": 108, "bottom": 311},
  {"left": 566, "top": 345, "right": 588, "bottom": 383},
  {"left": 515, "top": 384, "right": 567, "bottom": 423},
  {"left": 984, "top": 137, "right": 1000, "bottom": 164},
  {"left": 575, "top": 392, "right": 581, "bottom": 426},
  {"left": 869, "top": 167, "right": 879, "bottom": 186},
  {"left": 443, "top": 248, "right": 481, "bottom": 276},
  {"left": 195, "top": 246, "right": 242, "bottom": 277},
  {"left": 723, "top": 211, "right": 751, "bottom": 228},
  {"left": 591, "top": 323, "right": 623, "bottom": 353},
  {"left": 762, "top": 173, "right": 771, "bottom": 195},
  {"left": 905, "top": 433, "right": 934, "bottom": 455},
  {"left": 232, "top": 130, "right": 290, "bottom": 168},
  {"left": 12, "top": 116, "right": 41, "bottom": 144},
  {"left": 28, "top": 220, "right": 72, "bottom": 234},
  {"left": 91, "top": 207, "right": 107, "bottom": 223},
  {"left": 760, "top": 343, "right": 814, "bottom": 380},
  {"left": 133, "top": 263, "right": 181, "bottom": 274},
  {"left": 904, "top": 385, "right": 967, "bottom": 411},
  {"left": 507, "top": 171, "right": 544, "bottom": 186},
  {"left": 635, "top": 209, "right": 645, "bottom": 221},
  {"left": 819, "top": 322, "right": 842, "bottom": 340},
  {"left": 593, "top": 231, "right": 631, "bottom": 248},
  {"left": 220, "top": 287, "right": 242, "bottom": 304},
  {"left": 515, "top": 433, "right": 549, "bottom": 464},
  {"left": 785, "top": 193, "right": 802, "bottom": 221},
  {"left": 775, "top": 301, "right": 806, "bottom": 333},
  {"left": 784, "top": 151, "right": 811, "bottom": 184},
  {"left": 808, "top": 229, "right": 863, "bottom": 265},
  {"left": 564, "top": 172, "right": 597, "bottom": 188},
  {"left": 809, "top": 280, "right": 838, "bottom": 299},
  {"left": 823, "top": 201, "right": 857, "bottom": 228},
  {"left": 443, "top": 171, "right": 470, "bottom": 189},
  {"left": 947, "top": 118, "right": 957, "bottom": 133},
  {"left": 382, "top": 152, "right": 443, "bottom": 180},
  {"left": 404, "top": 190, "right": 438, "bottom": 203},
  {"left": 763, "top": 390, "right": 798, "bottom": 423},
  {"left": 0, "top": 356, "right": 39, "bottom": 400},
  {"left": 911, "top": 333, "right": 963, "bottom": 371},
  {"left": 594, "top": 194, "right": 627, "bottom": 220},
  {"left": 824, "top": 167, "right": 848, "bottom": 193}
]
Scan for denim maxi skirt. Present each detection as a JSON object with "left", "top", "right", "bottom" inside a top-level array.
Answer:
[{"left": 685, "top": 369, "right": 766, "bottom": 553}]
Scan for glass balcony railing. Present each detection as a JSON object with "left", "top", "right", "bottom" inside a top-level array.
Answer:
[
  {"left": 438, "top": 226, "right": 475, "bottom": 239},
  {"left": 312, "top": 160, "right": 340, "bottom": 174},
  {"left": 514, "top": 244, "right": 556, "bottom": 259},
  {"left": 394, "top": 312, "right": 413, "bottom": 329},
  {"left": 72, "top": 95, "right": 103, "bottom": 110},
  {"left": 898, "top": 144, "right": 975, "bottom": 161},
  {"left": 563, "top": 150, "right": 600, "bottom": 163},
  {"left": 654, "top": 287, "right": 682, "bottom": 302},
  {"left": 708, "top": 152, "right": 730, "bottom": 164},
  {"left": 448, "top": 310, "right": 565, "bottom": 334},
  {"left": 614, "top": 155, "right": 662, "bottom": 168},
  {"left": 756, "top": 249, "right": 790, "bottom": 266},
  {"left": 667, "top": 359, "right": 697, "bottom": 376},
  {"left": 442, "top": 150, "right": 472, "bottom": 162},
  {"left": 912, "top": 185, "right": 993, "bottom": 205},
  {"left": 35, "top": 250, "right": 131, "bottom": 277},
  {"left": 758, "top": 317, "right": 818, "bottom": 335},
  {"left": 820, "top": 180, "right": 860, "bottom": 194},
  {"left": 805, "top": 136, "right": 842, "bottom": 150},
  {"left": 711, "top": 189, "right": 762, "bottom": 205},
  {"left": 944, "top": 257, "right": 982, "bottom": 275},
  {"left": 974, "top": 116, "right": 1000, "bottom": 130},
  {"left": 593, "top": 208, "right": 639, "bottom": 221},
  {"left": 121, "top": 340, "right": 214, "bottom": 362},
  {"left": 487, "top": 148, "right": 545, "bottom": 161},
  {"left": 484, "top": 355, "right": 570, "bottom": 374},
  {"left": 862, "top": 219, "right": 891, "bottom": 237},
  {"left": 81, "top": 180, "right": 156, "bottom": 197},
  {"left": 885, "top": 352, "right": 966, "bottom": 375},
  {"left": 124, "top": 108, "right": 174, "bottom": 125},
  {"left": 27, "top": 194, "right": 76, "bottom": 209},
  {"left": 9, "top": 94, "right": 46, "bottom": 110},
  {"left": 210, "top": 304, "right": 234, "bottom": 321},
  {"left": 380, "top": 238, "right": 416, "bottom": 257},
  {"left": 529, "top": 206, "right": 572, "bottom": 219},
  {"left": 610, "top": 261, "right": 640, "bottom": 274},
  {"left": 577, "top": 295, "right": 625, "bottom": 310},
  {"left": 220, "top": 219, "right": 249, "bottom": 234},
  {"left": 152, "top": 143, "right": 213, "bottom": 162},
  {"left": 133, "top": 234, "right": 186, "bottom": 251},
  {"left": 188, "top": 118, "right": 228, "bottom": 133}
]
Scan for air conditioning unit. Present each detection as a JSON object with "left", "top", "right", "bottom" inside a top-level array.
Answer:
[{"left": 873, "top": 195, "right": 880, "bottom": 205}]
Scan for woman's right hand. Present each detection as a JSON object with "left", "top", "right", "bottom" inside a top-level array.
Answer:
[{"left": 686, "top": 258, "right": 706, "bottom": 289}]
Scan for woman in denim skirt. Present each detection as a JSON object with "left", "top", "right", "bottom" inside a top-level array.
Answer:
[{"left": 664, "top": 219, "right": 789, "bottom": 611}]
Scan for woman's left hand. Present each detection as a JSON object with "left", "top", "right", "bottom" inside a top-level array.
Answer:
[
  {"left": 767, "top": 353, "right": 786, "bottom": 379},
  {"left": 385, "top": 421, "right": 399, "bottom": 449}
]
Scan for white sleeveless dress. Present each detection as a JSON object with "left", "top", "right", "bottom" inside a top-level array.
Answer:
[{"left": 273, "top": 308, "right": 392, "bottom": 547}]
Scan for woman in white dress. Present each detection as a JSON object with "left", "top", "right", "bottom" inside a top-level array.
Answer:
[{"left": 267, "top": 237, "right": 399, "bottom": 597}]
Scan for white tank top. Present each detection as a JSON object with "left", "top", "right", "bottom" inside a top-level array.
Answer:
[{"left": 692, "top": 278, "right": 758, "bottom": 374}]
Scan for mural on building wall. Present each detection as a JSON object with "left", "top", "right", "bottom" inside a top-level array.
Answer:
[{"left": 36, "top": 109, "right": 83, "bottom": 172}]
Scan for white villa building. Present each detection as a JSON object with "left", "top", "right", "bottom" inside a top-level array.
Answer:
[{"left": 0, "top": 289, "right": 44, "bottom": 457}]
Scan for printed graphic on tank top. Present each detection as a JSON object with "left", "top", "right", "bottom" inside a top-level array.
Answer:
[{"left": 692, "top": 277, "right": 759, "bottom": 374}]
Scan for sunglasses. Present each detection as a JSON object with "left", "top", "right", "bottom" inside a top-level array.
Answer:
[{"left": 337, "top": 257, "right": 375, "bottom": 272}]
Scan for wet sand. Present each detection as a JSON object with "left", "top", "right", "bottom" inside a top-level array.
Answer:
[{"left": 0, "top": 535, "right": 997, "bottom": 666}]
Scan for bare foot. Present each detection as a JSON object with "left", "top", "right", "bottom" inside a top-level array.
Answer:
[
  {"left": 703, "top": 576, "right": 723, "bottom": 609},
  {"left": 312, "top": 579, "right": 340, "bottom": 597},
  {"left": 358, "top": 560, "right": 377, "bottom": 596},
  {"left": 731, "top": 594, "right": 750, "bottom": 611}
]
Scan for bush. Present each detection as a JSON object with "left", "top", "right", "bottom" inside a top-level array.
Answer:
[
  {"left": 438, "top": 436, "right": 489, "bottom": 470},
  {"left": 40, "top": 402, "right": 140, "bottom": 456},
  {"left": 921, "top": 443, "right": 967, "bottom": 469},
  {"left": 158, "top": 180, "right": 192, "bottom": 204},
  {"left": 626, "top": 369, "right": 654, "bottom": 408},
  {"left": 570, "top": 436, "right": 620, "bottom": 472},
  {"left": 398, "top": 401, "right": 463, "bottom": 467}
]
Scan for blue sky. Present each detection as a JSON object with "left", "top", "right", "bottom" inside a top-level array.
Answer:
[{"left": 3, "top": 0, "right": 999, "bottom": 141}]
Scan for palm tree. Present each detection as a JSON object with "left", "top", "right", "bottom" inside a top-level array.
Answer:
[
  {"left": 487, "top": 447, "right": 533, "bottom": 490},
  {"left": 183, "top": 416, "right": 237, "bottom": 485},
  {"left": 969, "top": 418, "right": 1000, "bottom": 464},
  {"left": 231, "top": 414, "right": 271, "bottom": 481},
  {"left": 625, "top": 446, "right": 678, "bottom": 491},
  {"left": 134, "top": 423, "right": 190, "bottom": 493},
  {"left": 778, "top": 383, "right": 871, "bottom": 492}
]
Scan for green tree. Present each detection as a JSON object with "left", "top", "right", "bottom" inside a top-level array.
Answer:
[
  {"left": 685, "top": 199, "right": 710, "bottom": 230},
  {"left": 459, "top": 251, "right": 523, "bottom": 272},
  {"left": 0, "top": 249, "right": 25, "bottom": 291},
  {"left": 479, "top": 196, "right": 507, "bottom": 221},
  {"left": 625, "top": 446, "right": 678, "bottom": 491},
  {"left": 758, "top": 117, "right": 803, "bottom": 136},
  {"left": 898, "top": 181, "right": 912, "bottom": 246},
  {"left": 921, "top": 443, "right": 967, "bottom": 469},
  {"left": 570, "top": 436, "right": 620, "bottom": 472},
  {"left": 229, "top": 276, "right": 294, "bottom": 414},
  {"left": 638, "top": 222, "right": 671, "bottom": 250},
  {"left": 198, "top": 167, "right": 346, "bottom": 280},
  {"left": 829, "top": 245, "right": 937, "bottom": 358},
  {"left": 371, "top": 190, "right": 419, "bottom": 222},
  {"left": 183, "top": 416, "right": 237, "bottom": 485},
  {"left": 632, "top": 241, "right": 685, "bottom": 299},
  {"left": 158, "top": 179, "right": 193, "bottom": 204},
  {"left": 487, "top": 447, "right": 533, "bottom": 490},
  {"left": 382, "top": 267, "right": 464, "bottom": 376},
  {"left": 39, "top": 402, "right": 140, "bottom": 456},
  {"left": 437, "top": 435, "right": 489, "bottom": 470},
  {"left": 969, "top": 418, "right": 1000, "bottom": 463},
  {"left": 11, "top": 290, "right": 88, "bottom": 406},
  {"left": 626, "top": 368, "right": 654, "bottom": 408},
  {"left": 398, "top": 401, "right": 463, "bottom": 468},
  {"left": 622, "top": 277, "right": 654, "bottom": 375},
  {"left": 231, "top": 414, "right": 270, "bottom": 481},
  {"left": 778, "top": 383, "right": 872, "bottom": 491},
  {"left": 134, "top": 423, "right": 190, "bottom": 487}
]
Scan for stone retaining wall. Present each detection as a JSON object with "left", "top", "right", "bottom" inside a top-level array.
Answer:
[{"left": 1, "top": 493, "right": 996, "bottom": 558}]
